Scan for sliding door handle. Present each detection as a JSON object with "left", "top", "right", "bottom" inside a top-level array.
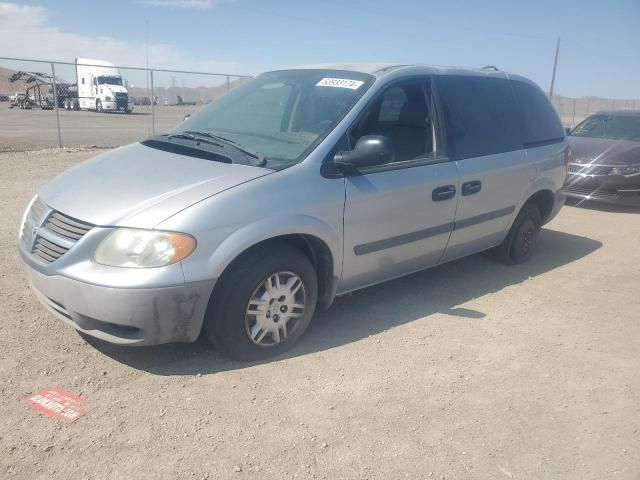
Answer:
[
  {"left": 461, "top": 180, "right": 482, "bottom": 196},
  {"left": 432, "top": 185, "right": 456, "bottom": 201}
]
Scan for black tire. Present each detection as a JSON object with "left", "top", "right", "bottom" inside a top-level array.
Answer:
[
  {"left": 96, "top": 99, "right": 103, "bottom": 113},
  {"left": 495, "top": 203, "right": 542, "bottom": 265},
  {"left": 204, "top": 244, "right": 318, "bottom": 361}
]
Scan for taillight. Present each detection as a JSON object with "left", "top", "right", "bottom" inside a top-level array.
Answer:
[{"left": 564, "top": 146, "right": 573, "bottom": 170}]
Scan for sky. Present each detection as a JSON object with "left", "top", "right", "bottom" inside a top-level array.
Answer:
[{"left": 0, "top": 0, "right": 639, "bottom": 98}]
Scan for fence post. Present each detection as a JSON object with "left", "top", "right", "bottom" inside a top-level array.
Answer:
[
  {"left": 50, "top": 62, "right": 62, "bottom": 148},
  {"left": 226, "top": 75, "right": 230, "bottom": 91},
  {"left": 571, "top": 99, "right": 576, "bottom": 128},
  {"left": 150, "top": 69, "right": 156, "bottom": 135}
]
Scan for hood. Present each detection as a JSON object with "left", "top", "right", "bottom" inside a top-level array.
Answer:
[
  {"left": 568, "top": 136, "right": 640, "bottom": 166},
  {"left": 38, "top": 143, "right": 272, "bottom": 228}
]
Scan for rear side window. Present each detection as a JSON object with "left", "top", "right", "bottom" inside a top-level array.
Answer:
[
  {"left": 436, "top": 76, "right": 522, "bottom": 159},
  {"left": 511, "top": 80, "right": 564, "bottom": 146}
]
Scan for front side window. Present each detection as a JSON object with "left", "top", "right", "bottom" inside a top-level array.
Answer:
[
  {"left": 351, "top": 79, "right": 435, "bottom": 162},
  {"left": 436, "top": 76, "right": 522, "bottom": 159},
  {"left": 172, "top": 70, "right": 373, "bottom": 168},
  {"left": 570, "top": 114, "right": 640, "bottom": 142}
]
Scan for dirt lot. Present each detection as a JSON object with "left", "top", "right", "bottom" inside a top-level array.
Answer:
[
  {"left": 0, "top": 105, "right": 196, "bottom": 152},
  {"left": 1, "top": 148, "right": 639, "bottom": 480}
]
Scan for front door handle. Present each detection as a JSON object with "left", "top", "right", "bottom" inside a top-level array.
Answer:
[
  {"left": 432, "top": 185, "right": 456, "bottom": 202},
  {"left": 461, "top": 180, "right": 482, "bottom": 196}
]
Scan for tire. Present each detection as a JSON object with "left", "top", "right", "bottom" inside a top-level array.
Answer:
[
  {"left": 96, "top": 99, "right": 103, "bottom": 113},
  {"left": 205, "top": 244, "right": 318, "bottom": 361},
  {"left": 495, "top": 203, "right": 542, "bottom": 265}
]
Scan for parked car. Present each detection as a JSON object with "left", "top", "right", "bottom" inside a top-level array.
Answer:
[
  {"left": 18, "top": 64, "right": 568, "bottom": 360},
  {"left": 564, "top": 110, "right": 640, "bottom": 206}
]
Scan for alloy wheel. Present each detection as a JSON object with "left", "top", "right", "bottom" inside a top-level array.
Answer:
[{"left": 245, "top": 271, "right": 306, "bottom": 347}]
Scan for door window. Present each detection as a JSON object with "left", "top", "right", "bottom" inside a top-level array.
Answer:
[{"left": 352, "top": 80, "right": 434, "bottom": 162}]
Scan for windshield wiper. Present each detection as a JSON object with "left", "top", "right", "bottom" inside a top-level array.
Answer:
[
  {"left": 166, "top": 132, "right": 224, "bottom": 148},
  {"left": 183, "top": 130, "right": 267, "bottom": 166}
]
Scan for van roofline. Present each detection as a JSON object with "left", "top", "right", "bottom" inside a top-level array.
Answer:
[{"left": 266, "top": 63, "right": 529, "bottom": 79}]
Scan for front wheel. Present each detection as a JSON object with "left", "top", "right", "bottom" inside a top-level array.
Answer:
[
  {"left": 205, "top": 244, "right": 318, "bottom": 361},
  {"left": 495, "top": 203, "right": 542, "bottom": 265}
]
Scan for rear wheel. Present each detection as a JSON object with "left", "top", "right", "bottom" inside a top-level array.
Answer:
[
  {"left": 96, "top": 99, "right": 103, "bottom": 113},
  {"left": 495, "top": 203, "right": 542, "bottom": 265},
  {"left": 205, "top": 244, "right": 318, "bottom": 361}
]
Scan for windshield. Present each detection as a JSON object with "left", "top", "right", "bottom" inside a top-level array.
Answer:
[
  {"left": 172, "top": 69, "right": 373, "bottom": 168},
  {"left": 97, "top": 76, "right": 123, "bottom": 86},
  {"left": 570, "top": 114, "right": 640, "bottom": 142}
]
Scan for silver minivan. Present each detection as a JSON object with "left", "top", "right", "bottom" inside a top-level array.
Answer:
[{"left": 19, "top": 64, "right": 568, "bottom": 360}]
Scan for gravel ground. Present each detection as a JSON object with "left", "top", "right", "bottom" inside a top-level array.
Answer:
[{"left": 1, "top": 148, "right": 639, "bottom": 480}]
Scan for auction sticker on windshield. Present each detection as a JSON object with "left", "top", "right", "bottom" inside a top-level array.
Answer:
[
  {"left": 24, "top": 388, "right": 87, "bottom": 423},
  {"left": 316, "top": 78, "right": 364, "bottom": 89}
]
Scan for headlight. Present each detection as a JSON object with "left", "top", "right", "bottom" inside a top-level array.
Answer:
[
  {"left": 105, "top": 96, "right": 112, "bottom": 101},
  {"left": 94, "top": 228, "right": 196, "bottom": 268},
  {"left": 609, "top": 165, "right": 640, "bottom": 176}
]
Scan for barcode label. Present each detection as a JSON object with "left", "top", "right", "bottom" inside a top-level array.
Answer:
[{"left": 316, "top": 78, "right": 364, "bottom": 90}]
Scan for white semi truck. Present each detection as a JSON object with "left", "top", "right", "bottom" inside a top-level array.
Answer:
[{"left": 76, "top": 58, "right": 133, "bottom": 113}]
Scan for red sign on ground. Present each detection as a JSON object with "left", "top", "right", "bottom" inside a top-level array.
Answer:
[{"left": 24, "top": 388, "right": 87, "bottom": 423}]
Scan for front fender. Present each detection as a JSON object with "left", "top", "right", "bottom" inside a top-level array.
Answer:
[{"left": 205, "top": 214, "right": 342, "bottom": 281}]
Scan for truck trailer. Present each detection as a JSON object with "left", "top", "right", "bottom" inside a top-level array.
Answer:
[{"left": 76, "top": 58, "right": 133, "bottom": 113}]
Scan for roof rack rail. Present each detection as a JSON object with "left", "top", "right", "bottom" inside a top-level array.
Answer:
[{"left": 481, "top": 65, "right": 499, "bottom": 71}]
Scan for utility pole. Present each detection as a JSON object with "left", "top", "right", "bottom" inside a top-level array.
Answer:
[
  {"left": 145, "top": 19, "right": 149, "bottom": 71},
  {"left": 549, "top": 36, "right": 561, "bottom": 99}
]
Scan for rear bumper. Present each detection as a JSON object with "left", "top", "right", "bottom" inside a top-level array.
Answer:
[
  {"left": 22, "top": 261, "right": 213, "bottom": 346},
  {"left": 563, "top": 174, "right": 640, "bottom": 207}
]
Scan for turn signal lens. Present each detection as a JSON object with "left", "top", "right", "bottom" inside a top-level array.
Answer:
[{"left": 564, "top": 146, "right": 573, "bottom": 167}]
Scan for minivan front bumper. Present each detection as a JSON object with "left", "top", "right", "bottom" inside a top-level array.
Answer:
[{"left": 21, "top": 259, "right": 213, "bottom": 346}]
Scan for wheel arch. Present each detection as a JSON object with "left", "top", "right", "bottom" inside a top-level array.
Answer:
[
  {"left": 204, "top": 215, "right": 342, "bottom": 311},
  {"left": 515, "top": 178, "right": 559, "bottom": 226},
  {"left": 524, "top": 189, "right": 555, "bottom": 223}
]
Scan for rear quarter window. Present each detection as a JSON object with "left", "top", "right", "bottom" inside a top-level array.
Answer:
[
  {"left": 436, "top": 76, "right": 522, "bottom": 160},
  {"left": 511, "top": 80, "right": 564, "bottom": 147}
]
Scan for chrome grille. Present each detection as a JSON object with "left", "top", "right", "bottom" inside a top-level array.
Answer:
[
  {"left": 43, "top": 212, "right": 93, "bottom": 240},
  {"left": 564, "top": 184, "right": 619, "bottom": 200},
  {"left": 32, "top": 236, "right": 70, "bottom": 263},
  {"left": 20, "top": 197, "right": 47, "bottom": 249},
  {"left": 21, "top": 197, "right": 94, "bottom": 264},
  {"left": 568, "top": 164, "right": 613, "bottom": 176}
]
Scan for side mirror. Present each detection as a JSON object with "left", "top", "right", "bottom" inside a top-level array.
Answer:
[
  {"left": 334, "top": 135, "right": 394, "bottom": 171},
  {"left": 183, "top": 113, "right": 191, "bottom": 122},
  {"left": 565, "top": 127, "right": 571, "bottom": 135}
]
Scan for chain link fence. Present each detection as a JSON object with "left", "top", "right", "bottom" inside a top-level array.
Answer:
[
  {"left": 1, "top": 56, "right": 639, "bottom": 151},
  {"left": 0, "top": 57, "right": 251, "bottom": 152},
  {"left": 551, "top": 95, "right": 640, "bottom": 130}
]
